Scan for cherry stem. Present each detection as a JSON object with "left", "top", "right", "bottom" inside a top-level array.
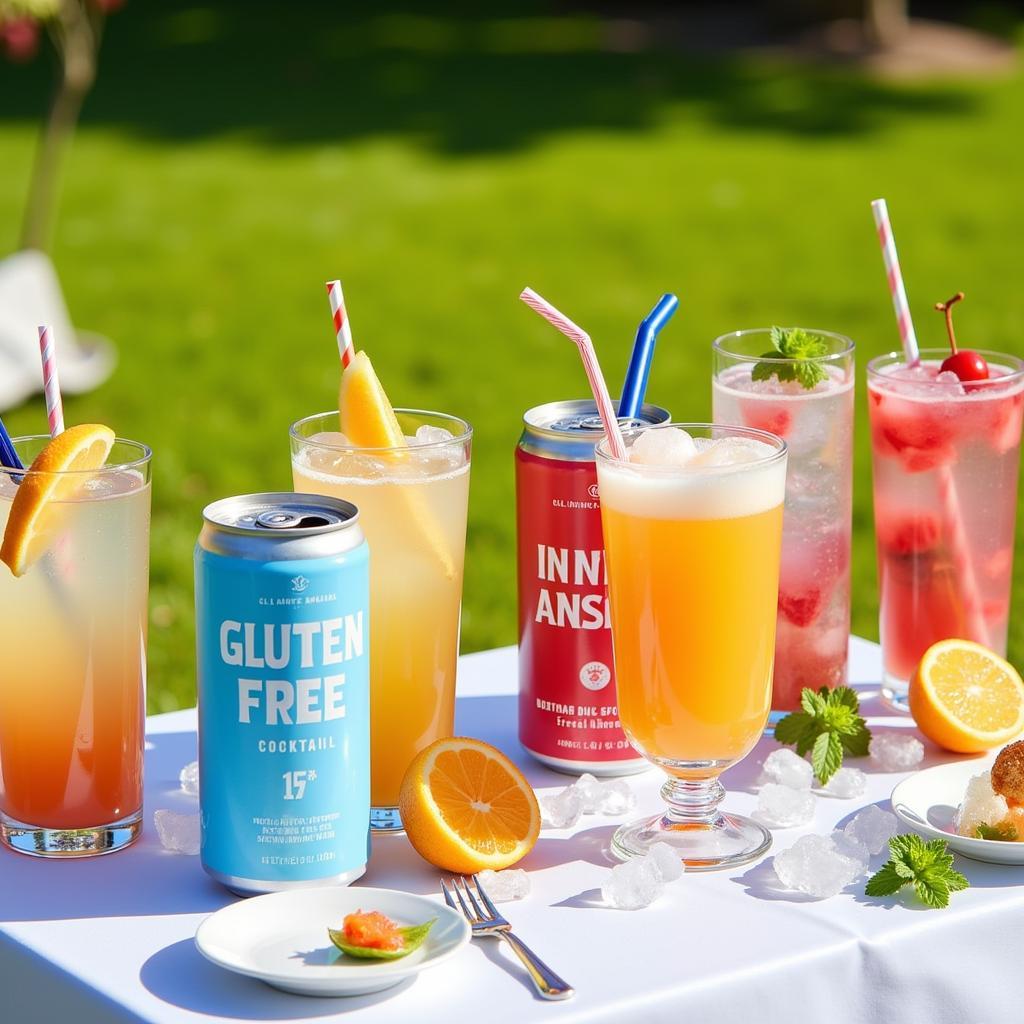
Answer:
[{"left": 934, "top": 291, "right": 965, "bottom": 355}]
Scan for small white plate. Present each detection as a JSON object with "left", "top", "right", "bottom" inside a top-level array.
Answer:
[
  {"left": 891, "top": 756, "right": 1024, "bottom": 865},
  {"left": 195, "top": 886, "right": 470, "bottom": 997}
]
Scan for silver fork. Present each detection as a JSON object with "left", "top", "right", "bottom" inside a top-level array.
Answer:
[{"left": 441, "top": 875, "right": 574, "bottom": 1000}]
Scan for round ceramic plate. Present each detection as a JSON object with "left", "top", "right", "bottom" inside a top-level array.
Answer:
[
  {"left": 195, "top": 886, "right": 470, "bottom": 997},
  {"left": 890, "top": 756, "right": 1024, "bottom": 865}
]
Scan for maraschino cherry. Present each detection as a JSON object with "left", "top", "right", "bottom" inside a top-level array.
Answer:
[{"left": 936, "top": 292, "right": 989, "bottom": 382}]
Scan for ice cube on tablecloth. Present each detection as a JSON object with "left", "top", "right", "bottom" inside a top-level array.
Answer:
[
  {"left": 954, "top": 770, "right": 1010, "bottom": 837},
  {"left": 629, "top": 427, "right": 697, "bottom": 467},
  {"left": 601, "top": 857, "right": 663, "bottom": 910},
  {"left": 773, "top": 834, "right": 862, "bottom": 898},
  {"left": 755, "top": 783, "right": 816, "bottom": 828},
  {"left": 823, "top": 767, "right": 867, "bottom": 799},
  {"left": 477, "top": 868, "right": 530, "bottom": 902},
  {"left": 842, "top": 804, "right": 898, "bottom": 855},
  {"left": 179, "top": 760, "right": 199, "bottom": 797},
  {"left": 761, "top": 748, "right": 814, "bottom": 791},
  {"left": 154, "top": 810, "right": 201, "bottom": 855},
  {"left": 540, "top": 787, "right": 584, "bottom": 829},
  {"left": 645, "top": 842, "right": 684, "bottom": 883},
  {"left": 869, "top": 732, "right": 924, "bottom": 772},
  {"left": 597, "top": 779, "right": 637, "bottom": 816},
  {"left": 829, "top": 831, "right": 870, "bottom": 876},
  {"left": 410, "top": 424, "right": 454, "bottom": 446},
  {"left": 571, "top": 773, "right": 603, "bottom": 813}
]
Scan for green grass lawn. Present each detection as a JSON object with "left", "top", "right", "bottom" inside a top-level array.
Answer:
[{"left": 1, "top": 4, "right": 1023, "bottom": 712}]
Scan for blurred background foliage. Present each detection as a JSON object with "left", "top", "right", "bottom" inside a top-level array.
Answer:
[{"left": 1, "top": 1, "right": 1022, "bottom": 711}]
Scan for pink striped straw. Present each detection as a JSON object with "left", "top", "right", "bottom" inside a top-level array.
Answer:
[
  {"left": 37, "top": 325, "right": 64, "bottom": 437},
  {"left": 870, "top": 200, "right": 989, "bottom": 647},
  {"left": 520, "top": 287, "right": 626, "bottom": 460},
  {"left": 325, "top": 280, "right": 355, "bottom": 368},
  {"left": 871, "top": 198, "right": 920, "bottom": 366}
]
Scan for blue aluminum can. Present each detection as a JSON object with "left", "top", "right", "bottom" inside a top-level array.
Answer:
[{"left": 195, "top": 492, "right": 370, "bottom": 895}]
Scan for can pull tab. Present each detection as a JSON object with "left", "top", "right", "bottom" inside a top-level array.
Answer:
[{"left": 255, "top": 510, "right": 332, "bottom": 530}]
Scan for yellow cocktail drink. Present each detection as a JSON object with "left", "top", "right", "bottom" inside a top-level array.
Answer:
[
  {"left": 596, "top": 424, "right": 787, "bottom": 870},
  {"left": 291, "top": 408, "right": 471, "bottom": 829}
]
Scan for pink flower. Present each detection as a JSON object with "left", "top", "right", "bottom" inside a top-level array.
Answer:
[{"left": 1, "top": 17, "right": 40, "bottom": 62}]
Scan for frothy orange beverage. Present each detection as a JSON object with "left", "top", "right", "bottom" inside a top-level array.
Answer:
[{"left": 598, "top": 430, "right": 786, "bottom": 772}]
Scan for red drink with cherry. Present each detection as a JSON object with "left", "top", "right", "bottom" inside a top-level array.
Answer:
[{"left": 868, "top": 349, "right": 1024, "bottom": 706}]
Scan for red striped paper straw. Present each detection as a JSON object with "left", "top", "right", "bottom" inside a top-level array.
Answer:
[
  {"left": 37, "top": 325, "right": 64, "bottom": 437},
  {"left": 519, "top": 288, "right": 627, "bottom": 460},
  {"left": 871, "top": 198, "right": 920, "bottom": 366},
  {"left": 325, "top": 280, "right": 355, "bottom": 368}
]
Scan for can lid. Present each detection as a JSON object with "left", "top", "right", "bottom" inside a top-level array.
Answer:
[
  {"left": 520, "top": 400, "right": 670, "bottom": 461},
  {"left": 202, "top": 492, "right": 359, "bottom": 535}
]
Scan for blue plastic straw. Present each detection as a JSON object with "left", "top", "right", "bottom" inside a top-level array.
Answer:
[
  {"left": 0, "top": 417, "right": 24, "bottom": 473},
  {"left": 619, "top": 293, "right": 679, "bottom": 420}
]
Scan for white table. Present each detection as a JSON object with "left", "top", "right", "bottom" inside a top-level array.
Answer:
[{"left": 1, "top": 637, "right": 1019, "bottom": 1024}]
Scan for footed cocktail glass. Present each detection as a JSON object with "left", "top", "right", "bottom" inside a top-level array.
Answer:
[
  {"left": 291, "top": 410, "right": 471, "bottom": 832},
  {"left": 0, "top": 436, "right": 152, "bottom": 857},
  {"left": 596, "top": 424, "right": 787, "bottom": 870}
]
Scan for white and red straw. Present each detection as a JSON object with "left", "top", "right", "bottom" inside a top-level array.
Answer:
[
  {"left": 326, "top": 280, "right": 355, "bottom": 368},
  {"left": 870, "top": 199, "right": 988, "bottom": 647},
  {"left": 520, "top": 287, "right": 626, "bottom": 460},
  {"left": 871, "top": 198, "right": 920, "bottom": 366},
  {"left": 37, "top": 325, "right": 64, "bottom": 437}
]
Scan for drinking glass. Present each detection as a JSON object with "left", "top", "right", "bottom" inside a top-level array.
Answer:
[
  {"left": 291, "top": 410, "right": 472, "bottom": 831},
  {"left": 0, "top": 437, "right": 152, "bottom": 857},
  {"left": 713, "top": 329, "right": 854, "bottom": 712},
  {"left": 868, "top": 350, "right": 1024, "bottom": 710},
  {"left": 596, "top": 423, "right": 787, "bottom": 869}
]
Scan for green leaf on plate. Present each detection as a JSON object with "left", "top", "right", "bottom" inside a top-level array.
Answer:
[{"left": 328, "top": 919, "right": 436, "bottom": 961}]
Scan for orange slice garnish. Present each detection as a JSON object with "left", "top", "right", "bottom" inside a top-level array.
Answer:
[
  {"left": 909, "top": 639, "right": 1024, "bottom": 753},
  {"left": 398, "top": 737, "right": 541, "bottom": 873},
  {"left": 0, "top": 424, "right": 115, "bottom": 577}
]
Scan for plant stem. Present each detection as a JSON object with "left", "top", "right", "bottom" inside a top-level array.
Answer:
[
  {"left": 934, "top": 292, "right": 965, "bottom": 355},
  {"left": 18, "top": 1, "right": 104, "bottom": 252}
]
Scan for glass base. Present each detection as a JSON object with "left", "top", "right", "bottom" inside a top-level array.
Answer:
[
  {"left": 1, "top": 810, "right": 142, "bottom": 858},
  {"left": 370, "top": 806, "right": 404, "bottom": 833},
  {"left": 881, "top": 671, "right": 911, "bottom": 713}
]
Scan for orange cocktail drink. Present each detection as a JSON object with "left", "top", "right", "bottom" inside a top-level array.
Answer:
[
  {"left": 0, "top": 431, "right": 151, "bottom": 857},
  {"left": 596, "top": 423, "right": 786, "bottom": 870}
]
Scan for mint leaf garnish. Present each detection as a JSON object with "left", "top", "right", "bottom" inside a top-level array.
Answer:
[
  {"left": 328, "top": 919, "right": 435, "bottom": 961},
  {"left": 975, "top": 821, "right": 1019, "bottom": 841},
  {"left": 865, "top": 835, "right": 968, "bottom": 909},
  {"left": 751, "top": 327, "right": 829, "bottom": 390},
  {"left": 774, "top": 686, "right": 871, "bottom": 784}
]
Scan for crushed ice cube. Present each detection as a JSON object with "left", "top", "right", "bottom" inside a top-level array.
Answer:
[
  {"left": 954, "top": 770, "right": 1010, "bottom": 837},
  {"left": 571, "top": 773, "right": 603, "bottom": 813},
  {"left": 761, "top": 748, "right": 813, "bottom": 791},
  {"left": 773, "top": 834, "right": 863, "bottom": 898},
  {"left": 153, "top": 810, "right": 201, "bottom": 855},
  {"left": 597, "top": 779, "right": 637, "bottom": 816},
  {"left": 477, "top": 868, "right": 530, "bottom": 902},
  {"left": 842, "top": 805, "right": 898, "bottom": 855},
  {"left": 689, "top": 436, "right": 774, "bottom": 467},
  {"left": 179, "top": 760, "right": 199, "bottom": 797},
  {"left": 829, "top": 830, "right": 870, "bottom": 876},
  {"left": 755, "top": 783, "right": 816, "bottom": 828},
  {"left": 869, "top": 732, "right": 924, "bottom": 772},
  {"left": 822, "top": 767, "right": 866, "bottom": 799},
  {"left": 628, "top": 427, "right": 697, "bottom": 467},
  {"left": 411, "top": 425, "right": 455, "bottom": 446},
  {"left": 601, "top": 857, "right": 663, "bottom": 910},
  {"left": 540, "top": 787, "right": 583, "bottom": 829},
  {"left": 645, "top": 842, "right": 684, "bottom": 882}
]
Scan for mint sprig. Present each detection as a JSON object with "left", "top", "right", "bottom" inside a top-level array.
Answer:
[
  {"left": 751, "top": 326, "right": 829, "bottom": 390},
  {"left": 774, "top": 687, "right": 871, "bottom": 785},
  {"left": 328, "top": 918, "right": 435, "bottom": 961},
  {"left": 865, "top": 834, "right": 969, "bottom": 909},
  {"left": 975, "top": 821, "right": 1019, "bottom": 842}
]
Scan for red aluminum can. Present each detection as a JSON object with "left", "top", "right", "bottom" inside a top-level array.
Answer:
[{"left": 516, "top": 400, "right": 670, "bottom": 776}]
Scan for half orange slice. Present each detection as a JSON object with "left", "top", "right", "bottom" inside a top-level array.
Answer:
[{"left": 0, "top": 424, "right": 115, "bottom": 576}]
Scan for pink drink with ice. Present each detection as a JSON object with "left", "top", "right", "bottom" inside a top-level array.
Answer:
[
  {"left": 868, "top": 351, "right": 1024, "bottom": 695},
  {"left": 713, "top": 330, "right": 854, "bottom": 710}
]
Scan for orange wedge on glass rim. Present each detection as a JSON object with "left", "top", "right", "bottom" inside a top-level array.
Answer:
[
  {"left": 0, "top": 423, "right": 115, "bottom": 577},
  {"left": 398, "top": 737, "right": 541, "bottom": 873},
  {"left": 909, "top": 639, "right": 1024, "bottom": 754},
  {"left": 338, "top": 351, "right": 457, "bottom": 579}
]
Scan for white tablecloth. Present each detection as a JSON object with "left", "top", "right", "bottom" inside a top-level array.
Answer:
[{"left": 0, "top": 637, "right": 1019, "bottom": 1024}]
